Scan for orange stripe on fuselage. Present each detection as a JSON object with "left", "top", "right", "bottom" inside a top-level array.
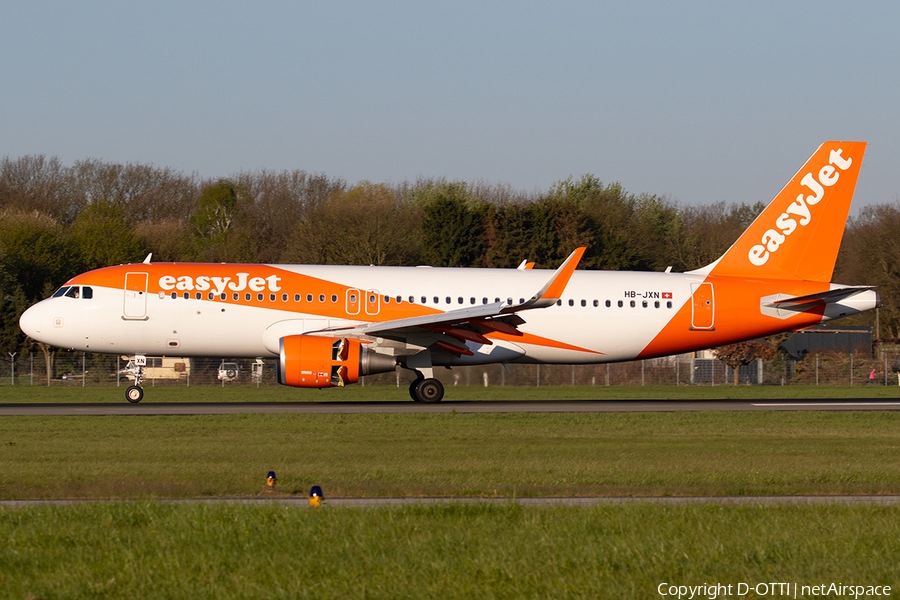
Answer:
[
  {"left": 637, "top": 276, "right": 829, "bottom": 359},
  {"left": 68, "top": 262, "right": 605, "bottom": 356},
  {"left": 66, "top": 263, "right": 443, "bottom": 322}
]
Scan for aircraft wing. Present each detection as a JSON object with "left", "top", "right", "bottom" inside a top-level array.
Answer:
[{"left": 320, "top": 247, "right": 586, "bottom": 354}]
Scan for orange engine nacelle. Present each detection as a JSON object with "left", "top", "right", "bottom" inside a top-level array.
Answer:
[{"left": 276, "top": 335, "right": 396, "bottom": 388}]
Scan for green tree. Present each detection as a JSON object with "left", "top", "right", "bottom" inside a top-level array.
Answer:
[
  {"left": 190, "top": 180, "right": 238, "bottom": 249},
  {"left": 70, "top": 200, "right": 145, "bottom": 271},
  {"left": 0, "top": 210, "right": 75, "bottom": 354},
  {"left": 836, "top": 202, "right": 900, "bottom": 337},
  {"left": 417, "top": 182, "right": 485, "bottom": 267}
]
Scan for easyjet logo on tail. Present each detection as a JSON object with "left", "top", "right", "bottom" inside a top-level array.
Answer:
[{"left": 748, "top": 149, "right": 853, "bottom": 267}]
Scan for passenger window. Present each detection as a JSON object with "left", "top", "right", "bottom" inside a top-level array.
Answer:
[
  {"left": 208, "top": 292, "right": 215, "bottom": 300},
  {"left": 581, "top": 300, "right": 586, "bottom": 307},
  {"left": 331, "top": 294, "right": 337, "bottom": 303},
  {"left": 246, "top": 293, "right": 252, "bottom": 301},
  {"left": 183, "top": 292, "right": 189, "bottom": 300},
  {"left": 433, "top": 297, "right": 439, "bottom": 304},
  {"left": 655, "top": 301, "right": 660, "bottom": 308},
  {"left": 270, "top": 294, "right": 276, "bottom": 302},
  {"left": 257, "top": 293, "right": 264, "bottom": 301},
  {"left": 458, "top": 297, "right": 463, "bottom": 304},
  {"left": 642, "top": 300, "right": 648, "bottom": 308},
  {"left": 308, "top": 294, "right": 313, "bottom": 302},
  {"left": 617, "top": 300, "right": 623, "bottom": 308},
  {"left": 630, "top": 300, "right": 635, "bottom": 308},
  {"left": 233, "top": 293, "right": 239, "bottom": 301},
  {"left": 605, "top": 300, "right": 611, "bottom": 307},
  {"left": 410, "top": 296, "right": 415, "bottom": 303},
  {"left": 294, "top": 294, "right": 301, "bottom": 302},
  {"left": 196, "top": 292, "right": 202, "bottom": 300},
  {"left": 667, "top": 301, "right": 673, "bottom": 309},
  {"left": 283, "top": 294, "right": 288, "bottom": 302},
  {"left": 446, "top": 297, "right": 451, "bottom": 304},
  {"left": 221, "top": 293, "right": 227, "bottom": 301},
  {"left": 172, "top": 292, "right": 178, "bottom": 299},
  {"left": 384, "top": 296, "right": 391, "bottom": 303},
  {"left": 568, "top": 299, "right": 574, "bottom": 306},
  {"left": 470, "top": 298, "right": 475, "bottom": 305},
  {"left": 319, "top": 294, "right": 325, "bottom": 302}
]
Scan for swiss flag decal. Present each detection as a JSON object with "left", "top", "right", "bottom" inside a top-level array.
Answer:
[{"left": 662, "top": 292, "right": 673, "bottom": 299}]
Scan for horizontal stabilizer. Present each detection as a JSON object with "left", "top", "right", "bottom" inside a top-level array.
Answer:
[
  {"left": 760, "top": 286, "right": 879, "bottom": 320},
  {"left": 770, "top": 286, "right": 875, "bottom": 306}
]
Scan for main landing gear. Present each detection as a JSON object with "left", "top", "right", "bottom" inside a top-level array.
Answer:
[
  {"left": 405, "top": 351, "right": 445, "bottom": 402},
  {"left": 409, "top": 377, "right": 445, "bottom": 403}
]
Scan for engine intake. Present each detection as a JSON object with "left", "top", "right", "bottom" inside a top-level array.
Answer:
[{"left": 276, "top": 335, "right": 396, "bottom": 388}]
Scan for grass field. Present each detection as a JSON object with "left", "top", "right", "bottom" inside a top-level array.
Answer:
[
  {"left": 2, "top": 410, "right": 900, "bottom": 498},
  {"left": 1, "top": 382, "right": 899, "bottom": 403},
  {"left": 1, "top": 502, "right": 898, "bottom": 599},
  {"left": 3, "top": 387, "right": 899, "bottom": 596}
]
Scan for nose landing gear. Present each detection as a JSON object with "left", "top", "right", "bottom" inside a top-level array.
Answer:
[
  {"left": 125, "top": 384, "right": 144, "bottom": 403},
  {"left": 123, "top": 355, "right": 146, "bottom": 403}
]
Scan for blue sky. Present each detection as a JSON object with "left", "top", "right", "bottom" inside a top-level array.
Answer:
[{"left": 2, "top": 1, "right": 898, "bottom": 211}]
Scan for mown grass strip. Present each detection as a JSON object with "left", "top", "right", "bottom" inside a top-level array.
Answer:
[
  {"left": 1, "top": 502, "right": 897, "bottom": 599},
  {"left": 1, "top": 383, "right": 900, "bottom": 403},
  {"left": 2, "top": 411, "right": 900, "bottom": 498}
]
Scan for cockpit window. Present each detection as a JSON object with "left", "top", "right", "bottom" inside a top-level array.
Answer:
[{"left": 56, "top": 286, "right": 93, "bottom": 299}]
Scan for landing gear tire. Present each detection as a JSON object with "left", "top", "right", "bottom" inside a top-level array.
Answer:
[
  {"left": 125, "top": 385, "right": 144, "bottom": 404},
  {"left": 415, "top": 378, "right": 444, "bottom": 403},
  {"left": 409, "top": 378, "right": 423, "bottom": 402}
]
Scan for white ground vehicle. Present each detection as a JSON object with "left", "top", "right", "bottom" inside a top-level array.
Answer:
[{"left": 217, "top": 361, "right": 240, "bottom": 381}]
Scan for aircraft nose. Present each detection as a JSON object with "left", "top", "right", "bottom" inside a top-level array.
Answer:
[{"left": 19, "top": 303, "right": 44, "bottom": 339}]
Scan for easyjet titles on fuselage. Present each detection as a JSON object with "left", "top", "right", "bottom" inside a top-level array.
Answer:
[
  {"left": 158, "top": 273, "right": 283, "bottom": 294},
  {"left": 748, "top": 148, "right": 853, "bottom": 267}
]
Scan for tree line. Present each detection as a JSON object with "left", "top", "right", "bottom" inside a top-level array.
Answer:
[{"left": 0, "top": 154, "right": 894, "bottom": 355}]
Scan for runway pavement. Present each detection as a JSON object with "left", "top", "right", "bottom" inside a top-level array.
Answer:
[{"left": 3, "top": 398, "right": 900, "bottom": 416}]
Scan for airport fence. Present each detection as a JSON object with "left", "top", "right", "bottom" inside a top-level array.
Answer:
[{"left": 1, "top": 350, "right": 898, "bottom": 388}]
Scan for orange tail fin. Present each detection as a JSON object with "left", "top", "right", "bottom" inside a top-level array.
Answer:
[{"left": 702, "top": 141, "right": 866, "bottom": 282}]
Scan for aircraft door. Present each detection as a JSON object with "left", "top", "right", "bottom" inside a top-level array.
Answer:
[
  {"left": 365, "top": 290, "right": 380, "bottom": 315},
  {"left": 690, "top": 282, "right": 715, "bottom": 330},
  {"left": 123, "top": 272, "right": 149, "bottom": 319},
  {"left": 346, "top": 289, "right": 361, "bottom": 315}
]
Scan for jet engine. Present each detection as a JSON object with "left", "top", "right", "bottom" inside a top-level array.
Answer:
[{"left": 276, "top": 335, "right": 396, "bottom": 388}]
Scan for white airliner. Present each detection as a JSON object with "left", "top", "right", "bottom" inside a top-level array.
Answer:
[{"left": 19, "top": 142, "right": 879, "bottom": 403}]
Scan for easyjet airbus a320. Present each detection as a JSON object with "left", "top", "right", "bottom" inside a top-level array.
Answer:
[{"left": 19, "top": 142, "right": 879, "bottom": 403}]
